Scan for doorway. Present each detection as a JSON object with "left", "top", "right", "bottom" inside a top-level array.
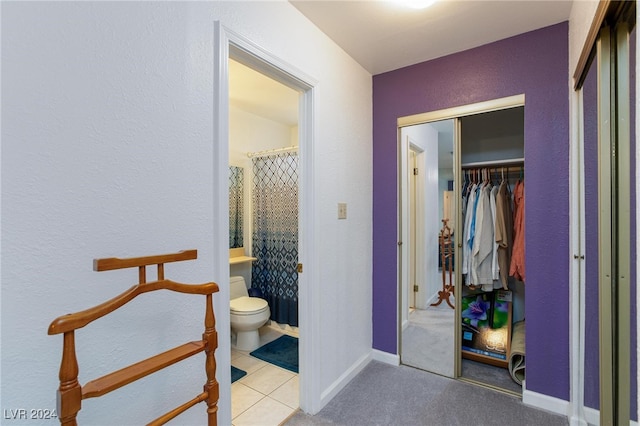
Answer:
[
  {"left": 398, "top": 95, "right": 526, "bottom": 395},
  {"left": 214, "top": 22, "right": 317, "bottom": 425},
  {"left": 228, "top": 57, "right": 301, "bottom": 424}
]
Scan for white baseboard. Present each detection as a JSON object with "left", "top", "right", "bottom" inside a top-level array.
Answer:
[
  {"left": 371, "top": 349, "right": 400, "bottom": 366},
  {"left": 425, "top": 291, "right": 439, "bottom": 306},
  {"left": 319, "top": 352, "right": 371, "bottom": 407},
  {"left": 583, "top": 406, "right": 598, "bottom": 425},
  {"left": 522, "top": 388, "right": 570, "bottom": 417}
]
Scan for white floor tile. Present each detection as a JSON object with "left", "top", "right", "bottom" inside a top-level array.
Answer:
[
  {"left": 269, "top": 376, "right": 299, "bottom": 409},
  {"left": 240, "top": 364, "right": 295, "bottom": 395},
  {"left": 233, "top": 353, "right": 269, "bottom": 375},
  {"left": 231, "top": 382, "right": 265, "bottom": 419},
  {"left": 232, "top": 396, "right": 295, "bottom": 426}
]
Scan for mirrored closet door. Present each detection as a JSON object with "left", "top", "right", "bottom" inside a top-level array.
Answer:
[
  {"left": 574, "top": 1, "right": 636, "bottom": 423},
  {"left": 399, "top": 118, "right": 456, "bottom": 378}
]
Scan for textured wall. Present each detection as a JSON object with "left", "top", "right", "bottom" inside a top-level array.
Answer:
[
  {"left": 1, "top": 1, "right": 372, "bottom": 423},
  {"left": 372, "top": 23, "right": 570, "bottom": 400}
]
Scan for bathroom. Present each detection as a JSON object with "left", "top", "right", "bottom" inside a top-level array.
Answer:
[{"left": 228, "top": 58, "right": 301, "bottom": 425}]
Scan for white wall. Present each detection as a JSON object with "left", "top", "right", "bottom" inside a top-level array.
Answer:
[
  {"left": 568, "top": 0, "right": 599, "bottom": 78},
  {"left": 229, "top": 105, "right": 295, "bottom": 168},
  {"left": 1, "top": 2, "right": 372, "bottom": 425}
]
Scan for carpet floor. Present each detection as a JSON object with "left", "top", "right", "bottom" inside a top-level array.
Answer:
[
  {"left": 285, "top": 361, "right": 567, "bottom": 426},
  {"left": 402, "top": 304, "right": 455, "bottom": 377},
  {"left": 402, "top": 303, "right": 521, "bottom": 395}
]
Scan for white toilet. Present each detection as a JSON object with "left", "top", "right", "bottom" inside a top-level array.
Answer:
[{"left": 230, "top": 276, "right": 270, "bottom": 351}]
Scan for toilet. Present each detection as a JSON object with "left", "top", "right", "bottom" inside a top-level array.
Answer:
[{"left": 229, "top": 276, "right": 270, "bottom": 351}]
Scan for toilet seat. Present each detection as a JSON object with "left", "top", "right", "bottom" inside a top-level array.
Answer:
[{"left": 230, "top": 296, "right": 269, "bottom": 315}]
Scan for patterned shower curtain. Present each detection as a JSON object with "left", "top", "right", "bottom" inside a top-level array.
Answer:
[
  {"left": 229, "top": 166, "right": 244, "bottom": 249},
  {"left": 251, "top": 152, "right": 299, "bottom": 327}
]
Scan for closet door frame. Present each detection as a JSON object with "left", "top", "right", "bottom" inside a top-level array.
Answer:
[
  {"left": 396, "top": 94, "right": 525, "bottom": 380},
  {"left": 573, "top": 2, "right": 635, "bottom": 424}
]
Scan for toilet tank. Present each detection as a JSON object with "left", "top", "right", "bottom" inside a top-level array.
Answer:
[{"left": 230, "top": 276, "right": 249, "bottom": 300}]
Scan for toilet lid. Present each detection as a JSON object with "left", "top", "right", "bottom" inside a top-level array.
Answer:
[{"left": 230, "top": 296, "right": 268, "bottom": 313}]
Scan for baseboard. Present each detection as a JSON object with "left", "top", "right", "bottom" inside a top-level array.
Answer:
[
  {"left": 583, "top": 405, "right": 639, "bottom": 426},
  {"left": 319, "top": 352, "right": 371, "bottom": 407},
  {"left": 425, "top": 291, "right": 439, "bottom": 306},
  {"left": 522, "top": 388, "right": 570, "bottom": 418},
  {"left": 584, "top": 406, "right": 598, "bottom": 425},
  {"left": 371, "top": 349, "right": 400, "bottom": 366},
  {"left": 402, "top": 319, "right": 409, "bottom": 331}
]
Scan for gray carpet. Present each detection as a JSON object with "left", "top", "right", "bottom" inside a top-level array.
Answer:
[
  {"left": 461, "top": 358, "right": 521, "bottom": 394},
  {"left": 285, "top": 361, "right": 568, "bottom": 426},
  {"left": 401, "top": 305, "right": 455, "bottom": 377}
]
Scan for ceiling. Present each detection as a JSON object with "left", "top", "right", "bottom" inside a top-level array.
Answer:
[
  {"left": 229, "top": 59, "right": 300, "bottom": 127},
  {"left": 230, "top": 1, "right": 574, "bottom": 127},
  {"left": 290, "top": 0, "right": 573, "bottom": 76}
]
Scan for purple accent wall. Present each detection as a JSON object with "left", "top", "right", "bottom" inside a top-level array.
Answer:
[{"left": 373, "top": 23, "right": 570, "bottom": 400}]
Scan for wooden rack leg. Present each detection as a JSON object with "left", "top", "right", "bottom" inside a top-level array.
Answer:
[
  {"left": 431, "top": 221, "right": 455, "bottom": 309},
  {"left": 57, "top": 332, "right": 82, "bottom": 426},
  {"left": 202, "top": 294, "right": 218, "bottom": 426}
]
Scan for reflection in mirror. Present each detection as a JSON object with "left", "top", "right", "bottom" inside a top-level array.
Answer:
[
  {"left": 630, "top": 23, "right": 637, "bottom": 421},
  {"left": 229, "top": 166, "right": 244, "bottom": 249},
  {"left": 582, "top": 44, "right": 599, "bottom": 414},
  {"left": 400, "top": 118, "right": 455, "bottom": 378}
]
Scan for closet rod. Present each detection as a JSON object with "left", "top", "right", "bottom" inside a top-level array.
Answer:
[
  {"left": 246, "top": 146, "right": 298, "bottom": 158},
  {"left": 461, "top": 157, "right": 524, "bottom": 168}
]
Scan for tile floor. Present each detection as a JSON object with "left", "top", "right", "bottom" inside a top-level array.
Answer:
[{"left": 231, "top": 323, "right": 299, "bottom": 426}]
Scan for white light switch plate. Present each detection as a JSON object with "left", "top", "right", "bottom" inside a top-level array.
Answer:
[{"left": 338, "top": 203, "right": 347, "bottom": 219}]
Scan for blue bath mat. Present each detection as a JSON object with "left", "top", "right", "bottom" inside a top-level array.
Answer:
[
  {"left": 250, "top": 335, "right": 298, "bottom": 373},
  {"left": 231, "top": 366, "right": 247, "bottom": 383}
]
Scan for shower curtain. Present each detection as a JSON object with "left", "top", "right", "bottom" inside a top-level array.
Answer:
[
  {"left": 229, "top": 166, "right": 244, "bottom": 249},
  {"left": 251, "top": 152, "right": 299, "bottom": 326}
]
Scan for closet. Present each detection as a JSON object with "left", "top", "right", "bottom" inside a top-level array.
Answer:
[
  {"left": 457, "top": 106, "right": 525, "bottom": 394},
  {"left": 397, "top": 97, "right": 527, "bottom": 393}
]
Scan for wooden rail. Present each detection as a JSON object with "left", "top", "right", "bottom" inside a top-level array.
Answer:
[{"left": 48, "top": 250, "right": 219, "bottom": 426}]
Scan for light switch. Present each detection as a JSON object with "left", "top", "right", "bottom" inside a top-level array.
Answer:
[{"left": 338, "top": 203, "right": 347, "bottom": 219}]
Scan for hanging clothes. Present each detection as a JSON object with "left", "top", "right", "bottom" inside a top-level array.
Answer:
[
  {"left": 494, "top": 179, "right": 513, "bottom": 289},
  {"left": 462, "top": 183, "right": 478, "bottom": 283},
  {"left": 490, "top": 184, "right": 500, "bottom": 282},
  {"left": 471, "top": 183, "right": 494, "bottom": 290},
  {"left": 509, "top": 180, "right": 525, "bottom": 282}
]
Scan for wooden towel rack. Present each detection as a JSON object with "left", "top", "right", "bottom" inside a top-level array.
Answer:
[
  {"left": 431, "top": 219, "right": 455, "bottom": 309},
  {"left": 48, "top": 249, "right": 219, "bottom": 426}
]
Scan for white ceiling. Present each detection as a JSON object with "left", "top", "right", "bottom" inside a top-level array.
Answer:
[
  {"left": 290, "top": 0, "right": 573, "bottom": 75},
  {"left": 230, "top": 1, "right": 574, "bottom": 127},
  {"left": 229, "top": 59, "right": 300, "bottom": 127}
]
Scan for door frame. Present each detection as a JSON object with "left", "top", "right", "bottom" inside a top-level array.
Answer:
[
  {"left": 399, "top": 133, "right": 429, "bottom": 334},
  {"left": 214, "top": 21, "right": 318, "bottom": 423}
]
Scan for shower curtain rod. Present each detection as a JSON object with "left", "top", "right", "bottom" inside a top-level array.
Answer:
[{"left": 246, "top": 146, "right": 298, "bottom": 158}]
